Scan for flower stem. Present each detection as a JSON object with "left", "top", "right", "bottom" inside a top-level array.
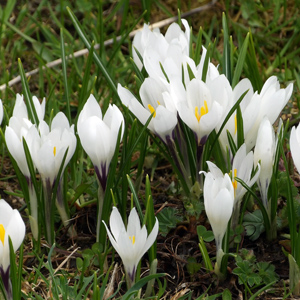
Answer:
[
  {"left": 96, "top": 183, "right": 105, "bottom": 243},
  {"left": 43, "top": 178, "right": 54, "bottom": 245}
]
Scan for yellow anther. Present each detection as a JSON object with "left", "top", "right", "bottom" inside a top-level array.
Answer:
[
  {"left": 195, "top": 106, "right": 201, "bottom": 122},
  {"left": 53, "top": 146, "right": 56, "bottom": 156},
  {"left": 157, "top": 100, "right": 161, "bottom": 105},
  {"left": 148, "top": 104, "right": 156, "bottom": 118},
  {"left": 195, "top": 101, "right": 208, "bottom": 123},
  {"left": 234, "top": 115, "right": 237, "bottom": 135},
  {"left": 129, "top": 235, "right": 136, "bottom": 245},
  {"left": 0, "top": 224, "right": 5, "bottom": 246},
  {"left": 232, "top": 169, "right": 237, "bottom": 195}
]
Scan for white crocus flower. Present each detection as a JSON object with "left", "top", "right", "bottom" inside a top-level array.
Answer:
[
  {"left": 253, "top": 117, "right": 276, "bottom": 208},
  {"left": 207, "top": 144, "right": 260, "bottom": 228},
  {"left": 0, "top": 199, "right": 25, "bottom": 300},
  {"left": 244, "top": 76, "right": 293, "bottom": 151},
  {"left": 5, "top": 117, "right": 40, "bottom": 240},
  {"left": 215, "top": 77, "right": 254, "bottom": 155},
  {"left": 177, "top": 78, "right": 223, "bottom": 147},
  {"left": 290, "top": 123, "right": 300, "bottom": 174},
  {"left": 133, "top": 19, "right": 190, "bottom": 72},
  {"left": 33, "top": 112, "right": 77, "bottom": 187},
  {"left": 5, "top": 117, "right": 38, "bottom": 178},
  {"left": 231, "top": 144, "right": 260, "bottom": 204},
  {"left": 103, "top": 207, "right": 159, "bottom": 286},
  {"left": 77, "top": 94, "right": 124, "bottom": 190},
  {"left": 0, "top": 100, "right": 3, "bottom": 125},
  {"left": 30, "top": 112, "right": 76, "bottom": 244},
  {"left": 12, "top": 93, "right": 45, "bottom": 121},
  {"left": 118, "top": 80, "right": 177, "bottom": 144},
  {"left": 202, "top": 170, "right": 234, "bottom": 274}
]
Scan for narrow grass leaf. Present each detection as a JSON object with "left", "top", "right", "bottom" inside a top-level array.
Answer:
[
  {"left": 18, "top": 59, "right": 39, "bottom": 125},
  {"left": 232, "top": 32, "right": 249, "bottom": 88},
  {"left": 222, "top": 13, "right": 232, "bottom": 84},
  {"left": 66, "top": 7, "right": 118, "bottom": 97},
  {"left": 60, "top": 28, "right": 71, "bottom": 122},
  {"left": 121, "top": 273, "right": 165, "bottom": 300}
]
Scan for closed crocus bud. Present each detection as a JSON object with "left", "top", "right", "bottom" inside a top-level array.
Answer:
[
  {"left": 0, "top": 199, "right": 25, "bottom": 300},
  {"left": 103, "top": 207, "right": 159, "bottom": 287},
  {"left": 0, "top": 100, "right": 3, "bottom": 125},
  {"left": 77, "top": 95, "right": 124, "bottom": 190},
  {"left": 5, "top": 118, "right": 39, "bottom": 178},
  {"left": 254, "top": 117, "right": 275, "bottom": 208},
  {"left": 203, "top": 171, "right": 234, "bottom": 252}
]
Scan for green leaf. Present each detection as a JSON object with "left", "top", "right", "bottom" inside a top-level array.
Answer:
[
  {"left": 197, "top": 225, "right": 214, "bottom": 242},
  {"left": 121, "top": 273, "right": 165, "bottom": 300},
  {"left": 243, "top": 210, "right": 265, "bottom": 241},
  {"left": 156, "top": 207, "right": 183, "bottom": 237},
  {"left": 232, "top": 32, "right": 249, "bottom": 87},
  {"left": 222, "top": 289, "right": 232, "bottom": 300},
  {"left": 66, "top": 7, "right": 118, "bottom": 97},
  {"left": 256, "top": 262, "right": 278, "bottom": 285}
]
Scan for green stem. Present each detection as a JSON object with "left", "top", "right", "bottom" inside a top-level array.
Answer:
[{"left": 96, "top": 182, "right": 105, "bottom": 243}]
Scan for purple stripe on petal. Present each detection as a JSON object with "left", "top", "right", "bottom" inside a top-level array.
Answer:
[{"left": 0, "top": 266, "right": 12, "bottom": 300}]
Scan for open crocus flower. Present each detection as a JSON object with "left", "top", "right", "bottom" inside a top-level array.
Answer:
[
  {"left": 133, "top": 19, "right": 190, "bottom": 72},
  {"left": 12, "top": 93, "right": 45, "bottom": 122},
  {"left": 202, "top": 170, "right": 234, "bottom": 276},
  {"left": 103, "top": 207, "right": 159, "bottom": 286},
  {"left": 215, "top": 77, "right": 254, "bottom": 156},
  {"left": 0, "top": 199, "right": 25, "bottom": 300},
  {"left": 77, "top": 94, "right": 124, "bottom": 190},
  {"left": 33, "top": 112, "right": 77, "bottom": 187},
  {"left": 118, "top": 79, "right": 177, "bottom": 144},
  {"left": 290, "top": 123, "right": 300, "bottom": 174},
  {"left": 243, "top": 76, "right": 293, "bottom": 151},
  {"left": 254, "top": 117, "right": 276, "bottom": 209},
  {"left": 177, "top": 78, "right": 223, "bottom": 147},
  {"left": 30, "top": 112, "right": 76, "bottom": 244}
]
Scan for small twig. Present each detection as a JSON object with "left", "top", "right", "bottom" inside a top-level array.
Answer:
[
  {"left": 53, "top": 246, "right": 80, "bottom": 275},
  {"left": 0, "top": 1, "right": 217, "bottom": 92}
]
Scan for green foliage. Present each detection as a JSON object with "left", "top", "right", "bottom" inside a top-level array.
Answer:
[
  {"left": 243, "top": 210, "right": 265, "bottom": 241},
  {"left": 156, "top": 207, "right": 184, "bottom": 237},
  {"left": 197, "top": 225, "right": 214, "bottom": 242},
  {"left": 233, "top": 249, "right": 279, "bottom": 289}
]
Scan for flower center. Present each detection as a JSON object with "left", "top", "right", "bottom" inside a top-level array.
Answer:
[
  {"left": 53, "top": 146, "right": 56, "bottom": 156},
  {"left": 129, "top": 235, "right": 136, "bottom": 245},
  {"left": 0, "top": 224, "right": 5, "bottom": 246},
  {"left": 148, "top": 101, "right": 161, "bottom": 118},
  {"left": 195, "top": 100, "right": 208, "bottom": 122}
]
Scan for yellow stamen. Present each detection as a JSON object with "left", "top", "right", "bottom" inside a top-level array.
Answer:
[
  {"left": 53, "top": 146, "right": 56, "bottom": 156},
  {"left": 0, "top": 224, "right": 5, "bottom": 246},
  {"left": 234, "top": 115, "right": 237, "bottom": 135},
  {"left": 157, "top": 100, "right": 161, "bottom": 105},
  {"left": 232, "top": 169, "right": 237, "bottom": 195},
  {"left": 195, "top": 100, "right": 208, "bottom": 123},
  {"left": 148, "top": 104, "right": 156, "bottom": 118},
  {"left": 129, "top": 235, "right": 136, "bottom": 245}
]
